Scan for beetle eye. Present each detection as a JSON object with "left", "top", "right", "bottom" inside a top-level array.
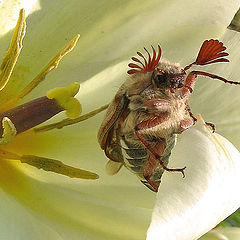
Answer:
[
  {"left": 156, "top": 74, "right": 165, "bottom": 83},
  {"left": 153, "top": 73, "right": 166, "bottom": 88}
]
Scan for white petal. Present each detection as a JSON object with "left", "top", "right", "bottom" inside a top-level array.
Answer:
[
  {"left": 200, "top": 227, "right": 240, "bottom": 240},
  {"left": 0, "top": 159, "right": 154, "bottom": 240},
  {"left": 147, "top": 116, "right": 240, "bottom": 240},
  {"left": 0, "top": 189, "right": 63, "bottom": 240},
  {"left": 0, "top": 0, "right": 40, "bottom": 35},
  {"left": 0, "top": 1, "right": 239, "bottom": 239}
]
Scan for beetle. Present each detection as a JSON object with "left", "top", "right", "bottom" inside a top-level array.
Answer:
[{"left": 98, "top": 39, "right": 240, "bottom": 192}]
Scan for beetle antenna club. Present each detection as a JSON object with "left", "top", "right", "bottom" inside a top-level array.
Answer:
[
  {"left": 183, "top": 39, "right": 240, "bottom": 87},
  {"left": 184, "top": 39, "right": 229, "bottom": 71},
  {"left": 127, "top": 45, "right": 161, "bottom": 75}
]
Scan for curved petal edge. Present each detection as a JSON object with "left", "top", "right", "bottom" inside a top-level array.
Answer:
[{"left": 147, "top": 115, "right": 240, "bottom": 240}]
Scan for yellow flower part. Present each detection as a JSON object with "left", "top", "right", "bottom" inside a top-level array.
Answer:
[
  {"left": 0, "top": 9, "right": 98, "bottom": 180},
  {"left": 46, "top": 82, "right": 82, "bottom": 119},
  {"left": 0, "top": 117, "right": 17, "bottom": 145}
]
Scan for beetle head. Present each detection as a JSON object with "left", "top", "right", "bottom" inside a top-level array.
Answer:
[
  {"left": 128, "top": 40, "right": 230, "bottom": 90},
  {"left": 152, "top": 60, "right": 186, "bottom": 90}
]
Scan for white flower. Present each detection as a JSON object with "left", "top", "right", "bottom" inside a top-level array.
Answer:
[{"left": 0, "top": 1, "right": 239, "bottom": 240}]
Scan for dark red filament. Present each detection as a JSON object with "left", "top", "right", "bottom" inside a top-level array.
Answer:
[{"left": 0, "top": 97, "right": 64, "bottom": 136}]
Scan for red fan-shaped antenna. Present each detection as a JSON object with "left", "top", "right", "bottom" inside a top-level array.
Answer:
[
  {"left": 184, "top": 39, "right": 229, "bottom": 71},
  {"left": 127, "top": 45, "right": 161, "bottom": 75}
]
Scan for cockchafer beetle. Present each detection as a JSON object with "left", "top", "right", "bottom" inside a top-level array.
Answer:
[{"left": 98, "top": 39, "right": 240, "bottom": 192}]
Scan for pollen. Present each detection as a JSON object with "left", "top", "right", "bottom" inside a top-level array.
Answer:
[{"left": 46, "top": 82, "right": 81, "bottom": 119}]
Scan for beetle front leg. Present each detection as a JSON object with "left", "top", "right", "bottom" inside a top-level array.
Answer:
[
  {"left": 182, "top": 72, "right": 197, "bottom": 96},
  {"left": 178, "top": 118, "right": 194, "bottom": 133},
  {"left": 183, "top": 70, "right": 238, "bottom": 133},
  {"left": 187, "top": 108, "right": 197, "bottom": 122},
  {"left": 182, "top": 70, "right": 240, "bottom": 97},
  {"left": 145, "top": 99, "right": 171, "bottom": 115}
]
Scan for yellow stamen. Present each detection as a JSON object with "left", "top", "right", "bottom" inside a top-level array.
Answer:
[
  {"left": 0, "top": 117, "right": 17, "bottom": 145},
  {"left": 21, "top": 155, "right": 98, "bottom": 179},
  {"left": 0, "top": 149, "right": 98, "bottom": 179},
  {"left": 34, "top": 104, "right": 109, "bottom": 133},
  {"left": 0, "top": 34, "right": 80, "bottom": 112},
  {"left": 46, "top": 82, "right": 81, "bottom": 119},
  {"left": 0, "top": 9, "right": 26, "bottom": 91}
]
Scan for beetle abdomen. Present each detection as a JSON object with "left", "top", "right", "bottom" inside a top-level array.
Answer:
[
  {"left": 119, "top": 134, "right": 177, "bottom": 190},
  {"left": 119, "top": 136, "right": 147, "bottom": 177}
]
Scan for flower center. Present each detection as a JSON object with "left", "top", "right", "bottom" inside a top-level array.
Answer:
[
  {"left": 0, "top": 9, "right": 99, "bottom": 180},
  {"left": 0, "top": 82, "right": 81, "bottom": 143}
]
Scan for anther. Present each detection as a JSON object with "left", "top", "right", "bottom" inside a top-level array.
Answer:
[
  {"left": 0, "top": 117, "right": 17, "bottom": 145},
  {"left": 46, "top": 82, "right": 81, "bottom": 119}
]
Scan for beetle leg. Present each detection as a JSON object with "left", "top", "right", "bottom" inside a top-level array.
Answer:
[
  {"left": 205, "top": 122, "right": 216, "bottom": 133},
  {"left": 187, "top": 109, "right": 197, "bottom": 122},
  {"left": 135, "top": 115, "right": 186, "bottom": 177},
  {"left": 182, "top": 72, "right": 197, "bottom": 96},
  {"left": 184, "top": 70, "right": 238, "bottom": 132},
  {"left": 136, "top": 112, "right": 170, "bottom": 129},
  {"left": 145, "top": 99, "right": 171, "bottom": 115},
  {"left": 187, "top": 107, "right": 215, "bottom": 133},
  {"left": 178, "top": 118, "right": 194, "bottom": 132},
  {"left": 183, "top": 70, "right": 240, "bottom": 97},
  {"left": 190, "top": 71, "right": 240, "bottom": 85},
  {"left": 143, "top": 140, "right": 165, "bottom": 176},
  {"left": 135, "top": 130, "right": 186, "bottom": 177},
  {"left": 142, "top": 140, "right": 165, "bottom": 192}
]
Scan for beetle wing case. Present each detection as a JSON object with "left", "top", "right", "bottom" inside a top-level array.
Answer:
[{"left": 98, "top": 86, "right": 129, "bottom": 151}]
